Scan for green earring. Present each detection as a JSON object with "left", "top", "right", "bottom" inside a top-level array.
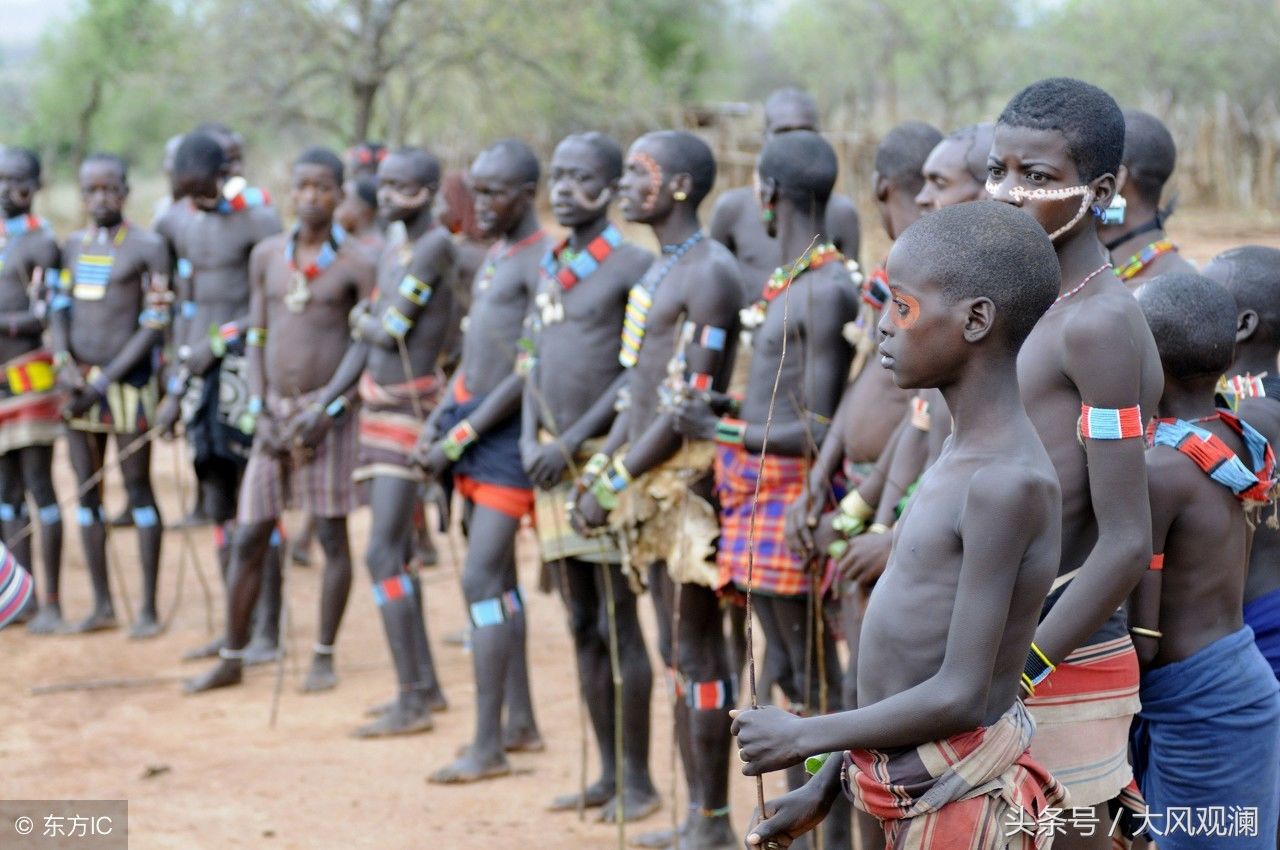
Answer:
[{"left": 761, "top": 208, "right": 775, "bottom": 224}]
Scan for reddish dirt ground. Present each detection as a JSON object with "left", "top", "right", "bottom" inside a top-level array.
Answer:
[{"left": 3, "top": 222, "right": 1279, "bottom": 849}]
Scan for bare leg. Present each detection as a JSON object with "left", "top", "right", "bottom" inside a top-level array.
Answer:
[
  {"left": 676, "top": 583, "right": 737, "bottom": 850},
  {"left": 838, "top": 585, "right": 881, "bottom": 850},
  {"left": 291, "top": 513, "right": 315, "bottom": 566},
  {"left": 66, "top": 431, "right": 115, "bottom": 632},
  {"left": 183, "top": 518, "right": 275, "bottom": 693},
  {"left": 429, "top": 504, "right": 521, "bottom": 783},
  {"left": 244, "top": 529, "right": 282, "bottom": 665},
  {"left": 354, "top": 475, "right": 436, "bottom": 736},
  {"left": 118, "top": 431, "right": 163, "bottom": 638},
  {"left": 301, "top": 516, "right": 352, "bottom": 692}
]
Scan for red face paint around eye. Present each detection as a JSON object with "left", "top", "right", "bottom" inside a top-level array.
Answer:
[{"left": 892, "top": 292, "right": 921, "bottom": 329}]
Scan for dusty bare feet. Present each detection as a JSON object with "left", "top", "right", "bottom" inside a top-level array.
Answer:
[
  {"left": 26, "top": 603, "right": 66, "bottom": 635},
  {"left": 428, "top": 745, "right": 511, "bottom": 784},
  {"left": 182, "top": 635, "right": 225, "bottom": 662},
  {"left": 300, "top": 651, "right": 337, "bottom": 693},
  {"left": 600, "top": 784, "right": 662, "bottom": 824},
  {"left": 548, "top": 779, "right": 614, "bottom": 812},
  {"left": 502, "top": 725, "right": 545, "bottom": 753},
  {"left": 183, "top": 657, "right": 244, "bottom": 694},
  {"left": 128, "top": 610, "right": 163, "bottom": 639},
  {"left": 72, "top": 605, "right": 118, "bottom": 633},
  {"left": 352, "top": 696, "right": 433, "bottom": 738},
  {"left": 242, "top": 636, "right": 280, "bottom": 666}
]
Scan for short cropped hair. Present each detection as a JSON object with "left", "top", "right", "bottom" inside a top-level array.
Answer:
[
  {"left": 352, "top": 175, "right": 378, "bottom": 208},
  {"left": 946, "top": 123, "right": 996, "bottom": 184},
  {"left": 173, "top": 133, "right": 226, "bottom": 181},
  {"left": 479, "top": 139, "right": 540, "bottom": 186},
  {"left": 559, "top": 132, "right": 624, "bottom": 183},
  {"left": 1121, "top": 109, "right": 1177, "bottom": 207},
  {"left": 894, "top": 200, "right": 1060, "bottom": 348},
  {"left": 1138, "top": 272, "right": 1238, "bottom": 379},
  {"left": 294, "top": 147, "right": 344, "bottom": 185},
  {"left": 1206, "top": 246, "right": 1280, "bottom": 347},
  {"left": 647, "top": 130, "right": 716, "bottom": 206},
  {"left": 388, "top": 147, "right": 441, "bottom": 187},
  {"left": 2, "top": 147, "right": 41, "bottom": 180},
  {"left": 764, "top": 88, "right": 820, "bottom": 131},
  {"left": 81, "top": 152, "right": 129, "bottom": 183},
  {"left": 998, "top": 77, "right": 1125, "bottom": 183},
  {"left": 875, "top": 121, "right": 944, "bottom": 193},
  {"left": 758, "top": 130, "right": 837, "bottom": 207}
]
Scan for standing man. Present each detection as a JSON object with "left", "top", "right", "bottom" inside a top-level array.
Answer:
[
  {"left": 988, "top": 78, "right": 1163, "bottom": 849},
  {"left": 522, "top": 133, "right": 659, "bottom": 819},
  {"left": 678, "top": 131, "right": 858, "bottom": 850},
  {"left": 314, "top": 146, "right": 455, "bottom": 735},
  {"left": 184, "top": 147, "right": 375, "bottom": 694},
  {"left": 155, "top": 132, "right": 284, "bottom": 662},
  {"left": 416, "top": 139, "right": 547, "bottom": 783},
  {"left": 1099, "top": 109, "right": 1196, "bottom": 288},
  {"left": 709, "top": 88, "right": 861, "bottom": 301},
  {"left": 573, "top": 130, "right": 743, "bottom": 849},
  {"left": 0, "top": 147, "right": 62, "bottom": 630},
  {"left": 54, "top": 153, "right": 170, "bottom": 637}
]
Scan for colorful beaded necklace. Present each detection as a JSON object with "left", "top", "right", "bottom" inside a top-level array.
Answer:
[
  {"left": 1146, "top": 410, "right": 1277, "bottom": 506},
  {"left": 740, "top": 243, "right": 843, "bottom": 330},
  {"left": 0, "top": 213, "right": 51, "bottom": 274},
  {"left": 1052, "top": 261, "right": 1113, "bottom": 307},
  {"left": 71, "top": 222, "right": 129, "bottom": 301},
  {"left": 476, "top": 228, "right": 546, "bottom": 293},
  {"left": 618, "top": 230, "right": 704, "bottom": 369},
  {"left": 534, "top": 223, "right": 623, "bottom": 328},
  {"left": 283, "top": 223, "right": 347, "bottom": 312},
  {"left": 1115, "top": 239, "right": 1177, "bottom": 282},
  {"left": 217, "top": 177, "right": 271, "bottom": 214}
]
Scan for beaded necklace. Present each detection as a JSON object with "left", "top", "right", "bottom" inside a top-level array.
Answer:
[
  {"left": 71, "top": 222, "right": 129, "bottom": 301},
  {"left": 534, "top": 223, "right": 623, "bottom": 328},
  {"left": 1146, "top": 410, "right": 1276, "bottom": 506},
  {"left": 740, "top": 243, "right": 843, "bottom": 330},
  {"left": 618, "top": 230, "right": 704, "bottom": 369},
  {"left": 217, "top": 177, "right": 272, "bottom": 214},
  {"left": 476, "top": 228, "right": 546, "bottom": 293},
  {"left": 1051, "top": 261, "right": 1112, "bottom": 307},
  {"left": 283, "top": 223, "right": 346, "bottom": 313},
  {"left": 1115, "top": 239, "right": 1177, "bottom": 282},
  {"left": 0, "top": 213, "right": 51, "bottom": 274}
]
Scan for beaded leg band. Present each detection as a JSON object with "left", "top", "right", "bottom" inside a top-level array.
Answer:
[{"left": 469, "top": 588, "right": 524, "bottom": 629}]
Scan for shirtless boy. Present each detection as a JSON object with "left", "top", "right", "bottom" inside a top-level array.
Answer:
[
  {"left": 184, "top": 147, "right": 375, "bottom": 694},
  {"left": 1131, "top": 273, "right": 1280, "bottom": 849},
  {"left": 54, "top": 153, "right": 170, "bottom": 637},
  {"left": 736, "top": 199, "right": 1068, "bottom": 850},
  {"left": 0, "top": 147, "right": 62, "bottom": 629},
  {"left": 520, "top": 133, "right": 659, "bottom": 819}
]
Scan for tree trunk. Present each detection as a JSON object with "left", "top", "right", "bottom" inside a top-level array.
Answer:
[
  {"left": 73, "top": 76, "right": 103, "bottom": 168},
  {"left": 352, "top": 79, "right": 379, "bottom": 143}
]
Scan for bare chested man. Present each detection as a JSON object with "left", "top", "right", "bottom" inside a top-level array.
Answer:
[
  {"left": 738, "top": 199, "right": 1067, "bottom": 850},
  {"left": 1206, "top": 247, "right": 1280, "bottom": 685},
  {"left": 154, "top": 132, "right": 284, "bottom": 662},
  {"left": 573, "top": 130, "right": 743, "bottom": 850},
  {"left": 988, "top": 78, "right": 1163, "bottom": 850},
  {"left": 415, "top": 139, "right": 546, "bottom": 783},
  {"left": 1099, "top": 109, "right": 1196, "bottom": 289},
  {"left": 52, "top": 154, "right": 170, "bottom": 637},
  {"left": 520, "top": 133, "right": 659, "bottom": 820},
  {"left": 709, "top": 89, "right": 861, "bottom": 302},
  {"left": 313, "top": 146, "right": 454, "bottom": 735},
  {"left": 677, "top": 130, "right": 858, "bottom": 850},
  {"left": 784, "top": 121, "right": 941, "bottom": 711},
  {"left": 184, "top": 147, "right": 375, "bottom": 694},
  {"left": 0, "top": 148, "right": 63, "bottom": 629}
]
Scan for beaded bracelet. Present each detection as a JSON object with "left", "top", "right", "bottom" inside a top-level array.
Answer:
[
  {"left": 441, "top": 420, "right": 478, "bottom": 461},
  {"left": 1020, "top": 641, "right": 1056, "bottom": 696},
  {"left": 325, "top": 396, "right": 348, "bottom": 418},
  {"left": 581, "top": 452, "right": 610, "bottom": 481},
  {"left": 714, "top": 417, "right": 746, "bottom": 445}
]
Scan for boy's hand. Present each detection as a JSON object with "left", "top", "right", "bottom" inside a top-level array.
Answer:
[
  {"left": 837, "top": 531, "right": 892, "bottom": 588},
  {"left": 571, "top": 490, "right": 607, "bottom": 534},
  {"left": 785, "top": 497, "right": 821, "bottom": 556},
  {"left": 746, "top": 783, "right": 836, "bottom": 849},
  {"left": 730, "top": 706, "right": 805, "bottom": 775},
  {"left": 673, "top": 396, "right": 718, "bottom": 441},
  {"left": 524, "top": 441, "right": 568, "bottom": 489},
  {"left": 155, "top": 394, "right": 183, "bottom": 437}
]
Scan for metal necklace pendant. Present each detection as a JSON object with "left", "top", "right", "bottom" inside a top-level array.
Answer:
[{"left": 284, "top": 271, "right": 311, "bottom": 313}]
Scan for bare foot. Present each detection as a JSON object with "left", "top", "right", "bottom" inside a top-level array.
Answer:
[
  {"left": 26, "top": 604, "right": 66, "bottom": 635},
  {"left": 601, "top": 785, "right": 662, "bottom": 824},
  {"left": 242, "top": 637, "right": 280, "bottom": 667},
  {"left": 548, "top": 779, "right": 615, "bottom": 812},
  {"left": 678, "top": 813, "right": 736, "bottom": 850},
  {"left": 502, "top": 726, "right": 545, "bottom": 753},
  {"left": 300, "top": 653, "right": 337, "bottom": 693},
  {"left": 128, "top": 611, "right": 163, "bottom": 640},
  {"left": 352, "top": 701, "right": 433, "bottom": 738},
  {"left": 182, "top": 636, "right": 225, "bottom": 662},
  {"left": 183, "top": 659, "right": 243, "bottom": 694},
  {"left": 427, "top": 746, "right": 511, "bottom": 784},
  {"left": 72, "top": 605, "right": 118, "bottom": 633},
  {"left": 365, "top": 686, "right": 447, "bottom": 717},
  {"left": 631, "top": 814, "right": 692, "bottom": 849}
]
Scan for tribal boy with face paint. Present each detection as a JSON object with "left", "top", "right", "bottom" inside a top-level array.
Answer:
[
  {"left": 988, "top": 77, "right": 1164, "bottom": 850},
  {"left": 572, "top": 130, "right": 744, "bottom": 849},
  {"left": 519, "top": 132, "right": 661, "bottom": 821},
  {"left": 0, "top": 147, "right": 63, "bottom": 630},
  {"left": 54, "top": 154, "right": 171, "bottom": 637}
]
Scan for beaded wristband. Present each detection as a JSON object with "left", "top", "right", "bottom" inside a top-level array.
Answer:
[
  {"left": 582, "top": 452, "right": 610, "bottom": 481},
  {"left": 603, "top": 458, "right": 632, "bottom": 492},
  {"left": 382, "top": 306, "right": 414, "bottom": 339},
  {"left": 325, "top": 396, "right": 348, "bottom": 418},
  {"left": 399, "top": 274, "right": 433, "bottom": 306},
  {"left": 1020, "top": 641, "right": 1056, "bottom": 696},
  {"left": 831, "top": 512, "right": 865, "bottom": 539},
  {"left": 246, "top": 327, "right": 267, "bottom": 347},
  {"left": 826, "top": 539, "right": 849, "bottom": 558},
  {"left": 714, "top": 417, "right": 746, "bottom": 445},
  {"left": 441, "top": 420, "right": 478, "bottom": 461},
  {"left": 838, "top": 490, "right": 874, "bottom": 522},
  {"left": 867, "top": 522, "right": 891, "bottom": 535},
  {"left": 1129, "top": 626, "right": 1162, "bottom": 639}
]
